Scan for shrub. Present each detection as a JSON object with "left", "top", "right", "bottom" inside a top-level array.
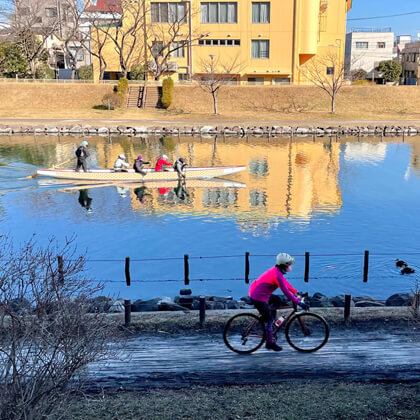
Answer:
[
  {"left": 161, "top": 77, "right": 174, "bottom": 109},
  {"left": 352, "top": 79, "right": 370, "bottom": 86},
  {"left": 102, "top": 92, "right": 123, "bottom": 109},
  {"left": 377, "top": 60, "right": 402, "bottom": 83},
  {"left": 129, "top": 63, "right": 146, "bottom": 80},
  {"left": 351, "top": 68, "right": 368, "bottom": 82},
  {"left": 116, "top": 77, "right": 129, "bottom": 94},
  {"left": 78, "top": 65, "right": 93, "bottom": 80},
  {"left": 35, "top": 62, "right": 55, "bottom": 79}
]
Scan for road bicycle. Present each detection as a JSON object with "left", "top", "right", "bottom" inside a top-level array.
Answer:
[{"left": 223, "top": 297, "right": 329, "bottom": 354}]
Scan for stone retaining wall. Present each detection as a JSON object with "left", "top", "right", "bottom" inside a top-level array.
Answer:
[{"left": 1, "top": 124, "right": 420, "bottom": 138}]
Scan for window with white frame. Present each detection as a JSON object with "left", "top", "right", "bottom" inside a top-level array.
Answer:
[
  {"left": 200, "top": 2, "right": 237, "bottom": 23},
  {"left": 45, "top": 7, "right": 57, "bottom": 17},
  {"left": 69, "top": 47, "right": 84, "bottom": 62},
  {"left": 252, "top": 2, "right": 270, "bottom": 23},
  {"left": 356, "top": 42, "right": 368, "bottom": 49},
  {"left": 151, "top": 2, "right": 187, "bottom": 23},
  {"left": 251, "top": 40, "right": 269, "bottom": 58},
  {"left": 171, "top": 42, "right": 185, "bottom": 57},
  {"left": 248, "top": 77, "right": 264, "bottom": 85}
]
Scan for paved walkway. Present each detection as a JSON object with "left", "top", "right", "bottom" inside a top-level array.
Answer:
[
  {"left": 87, "top": 329, "right": 420, "bottom": 389},
  {"left": 2, "top": 117, "right": 420, "bottom": 127}
]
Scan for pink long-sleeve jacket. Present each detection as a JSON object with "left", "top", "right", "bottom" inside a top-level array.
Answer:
[{"left": 249, "top": 266, "right": 300, "bottom": 304}]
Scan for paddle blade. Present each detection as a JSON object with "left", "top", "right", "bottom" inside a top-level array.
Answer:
[{"left": 25, "top": 173, "right": 38, "bottom": 179}]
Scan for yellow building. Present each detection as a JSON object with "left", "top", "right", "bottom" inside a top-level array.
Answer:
[{"left": 94, "top": 0, "right": 352, "bottom": 84}]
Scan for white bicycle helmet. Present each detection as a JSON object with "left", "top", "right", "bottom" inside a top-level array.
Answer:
[
  {"left": 276, "top": 253, "right": 295, "bottom": 266},
  {"left": 162, "top": 154, "right": 168, "bottom": 160},
  {"left": 119, "top": 154, "right": 126, "bottom": 160}
]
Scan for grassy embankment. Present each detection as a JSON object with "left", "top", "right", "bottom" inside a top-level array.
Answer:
[
  {"left": 1, "top": 83, "right": 420, "bottom": 122},
  {"left": 63, "top": 381, "right": 420, "bottom": 420}
]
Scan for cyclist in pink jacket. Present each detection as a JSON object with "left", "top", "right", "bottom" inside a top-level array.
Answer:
[{"left": 249, "top": 253, "right": 309, "bottom": 351}]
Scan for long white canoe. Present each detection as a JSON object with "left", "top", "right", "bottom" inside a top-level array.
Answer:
[{"left": 36, "top": 166, "right": 246, "bottom": 181}]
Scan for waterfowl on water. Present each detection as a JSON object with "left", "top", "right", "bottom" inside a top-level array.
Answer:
[
  {"left": 395, "top": 259, "right": 407, "bottom": 268},
  {"left": 401, "top": 266, "right": 416, "bottom": 275}
]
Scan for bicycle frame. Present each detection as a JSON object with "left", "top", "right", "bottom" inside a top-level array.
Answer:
[{"left": 241, "top": 304, "right": 301, "bottom": 342}]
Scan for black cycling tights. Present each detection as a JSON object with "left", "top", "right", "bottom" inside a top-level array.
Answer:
[{"left": 250, "top": 294, "right": 284, "bottom": 323}]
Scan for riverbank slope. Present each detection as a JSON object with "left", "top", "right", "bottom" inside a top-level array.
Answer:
[{"left": 1, "top": 84, "right": 420, "bottom": 123}]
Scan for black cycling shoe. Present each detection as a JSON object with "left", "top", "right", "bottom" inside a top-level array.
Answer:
[{"left": 266, "top": 341, "right": 283, "bottom": 352}]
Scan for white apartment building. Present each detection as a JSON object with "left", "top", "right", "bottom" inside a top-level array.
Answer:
[{"left": 345, "top": 28, "right": 395, "bottom": 81}]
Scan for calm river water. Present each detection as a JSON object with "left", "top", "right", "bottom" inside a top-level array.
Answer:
[{"left": 0, "top": 135, "right": 419, "bottom": 300}]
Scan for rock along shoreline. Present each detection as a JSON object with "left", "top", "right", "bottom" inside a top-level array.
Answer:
[
  {"left": 1, "top": 124, "right": 420, "bottom": 138},
  {"left": 94, "top": 291, "right": 417, "bottom": 314}
]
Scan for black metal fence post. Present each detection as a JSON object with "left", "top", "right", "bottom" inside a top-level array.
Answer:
[
  {"left": 184, "top": 254, "right": 189, "bottom": 285},
  {"left": 245, "top": 252, "right": 250, "bottom": 284},
  {"left": 124, "top": 299, "right": 131, "bottom": 327},
  {"left": 344, "top": 294, "right": 351, "bottom": 323},
  {"left": 304, "top": 252, "right": 310, "bottom": 283},
  {"left": 199, "top": 296, "right": 206, "bottom": 326},
  {"left": 125, "top": 257, "right": 131, "bottom": 286},
  {"left": 57, "top": 255, "right": 64, "bottom": 284},
  {"left": 363, "top": 250, "right": 369, "bottom": 283}
]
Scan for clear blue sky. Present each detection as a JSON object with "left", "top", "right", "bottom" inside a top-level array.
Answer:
[{"left": 347, "top": 0, "right": 420, "bottom": 38}]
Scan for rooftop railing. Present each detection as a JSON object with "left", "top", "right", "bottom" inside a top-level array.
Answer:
[{"left": 351, "top": 27, "right": 392, "bottom": 33}]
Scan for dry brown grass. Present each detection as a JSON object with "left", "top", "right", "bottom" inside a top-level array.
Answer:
[
  {"left": 1, "top": 83, "right": 420, "bottom": 122},
  {"left": 171, "top": 85, "right": 420, "bottom": 119},
  {"left": 0, "top": 83, "right": 111, "bottom": 118}
]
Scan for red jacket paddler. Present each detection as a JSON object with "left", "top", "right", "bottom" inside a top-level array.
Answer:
[{"left": 155, "top": 155, "right": 172, "bottom": 171}]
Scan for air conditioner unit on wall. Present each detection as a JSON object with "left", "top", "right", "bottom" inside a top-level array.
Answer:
[{"left": 167, "top": 61, "right": 178, "bottom": 72}]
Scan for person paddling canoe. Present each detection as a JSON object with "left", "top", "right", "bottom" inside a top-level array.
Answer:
[
  {"left": 75, "top": 140, "right": 90, "bottom": 172},
  {"left": 155, "top": 154, "right": 172, "bottom": 172}
]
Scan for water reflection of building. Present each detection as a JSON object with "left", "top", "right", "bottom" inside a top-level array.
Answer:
[
  {"left": 343, "top": 143, "right": 387, "bottom": 164},
  {"left": 122, "top": 138, "right": 343, "bottom": 229},
  {"left": 1, "top": 136, "right": 343, "bottom": 231}
]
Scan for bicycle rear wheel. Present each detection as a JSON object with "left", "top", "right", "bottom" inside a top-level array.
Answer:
[
  {"left": 285, "top": 312, "right": 329, "bottom": 352},
  {"left": 223, "top": 313, "right": 265, "bottom": 354}
]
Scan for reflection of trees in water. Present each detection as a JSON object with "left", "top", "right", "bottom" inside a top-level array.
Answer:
[
  {"left": 0, "top": 142, "right": 58, "bottom": 167},
  {"left": 411, "top": 142, "right": 420, "bottom": 176},
  {"left": 249, "top": 190, "right": 267, "bottom": 207},
  {"left": 202, "top": 189, "right": 238, "bottom": 207}
]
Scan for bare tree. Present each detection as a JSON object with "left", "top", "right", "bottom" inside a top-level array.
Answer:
[
  {"left": 146, "top": 3, "right": 202, "bottom": 81},
  {"left": 59, "top": 0, "right": 88, "bottom": 79},
  {"left": 194, "top": 55, "right": 243, "bottom": 115},
  {"left": 303, "top": 51, "right": 346, "bottom": 114},
  {"left": 0, "top": 235, "right": 119, "bottom": 420},
  {"left": 3, "top": 0, "right": 63, "bottom": 78},
  {"left": 81, "top": 10, "right": 114, "bottom": 81},
  {"left": 98, "top": 0, "right": 146, "bottom": 78}
]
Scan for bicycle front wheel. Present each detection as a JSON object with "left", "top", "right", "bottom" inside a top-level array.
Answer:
[
  {"left": 223, "top": 313, "right": 265, "bottom": 354},
  {"left": 285, "top": 312, "right": 329, "bottom": 352}
]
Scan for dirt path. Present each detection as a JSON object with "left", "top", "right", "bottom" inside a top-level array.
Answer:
[{"left": 87, "top": 327, "right": 420, "bottom": 389}]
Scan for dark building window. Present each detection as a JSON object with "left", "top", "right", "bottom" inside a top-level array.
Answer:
[{"left": 45, "top": 7, "right": 57, "bottom": 17}]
